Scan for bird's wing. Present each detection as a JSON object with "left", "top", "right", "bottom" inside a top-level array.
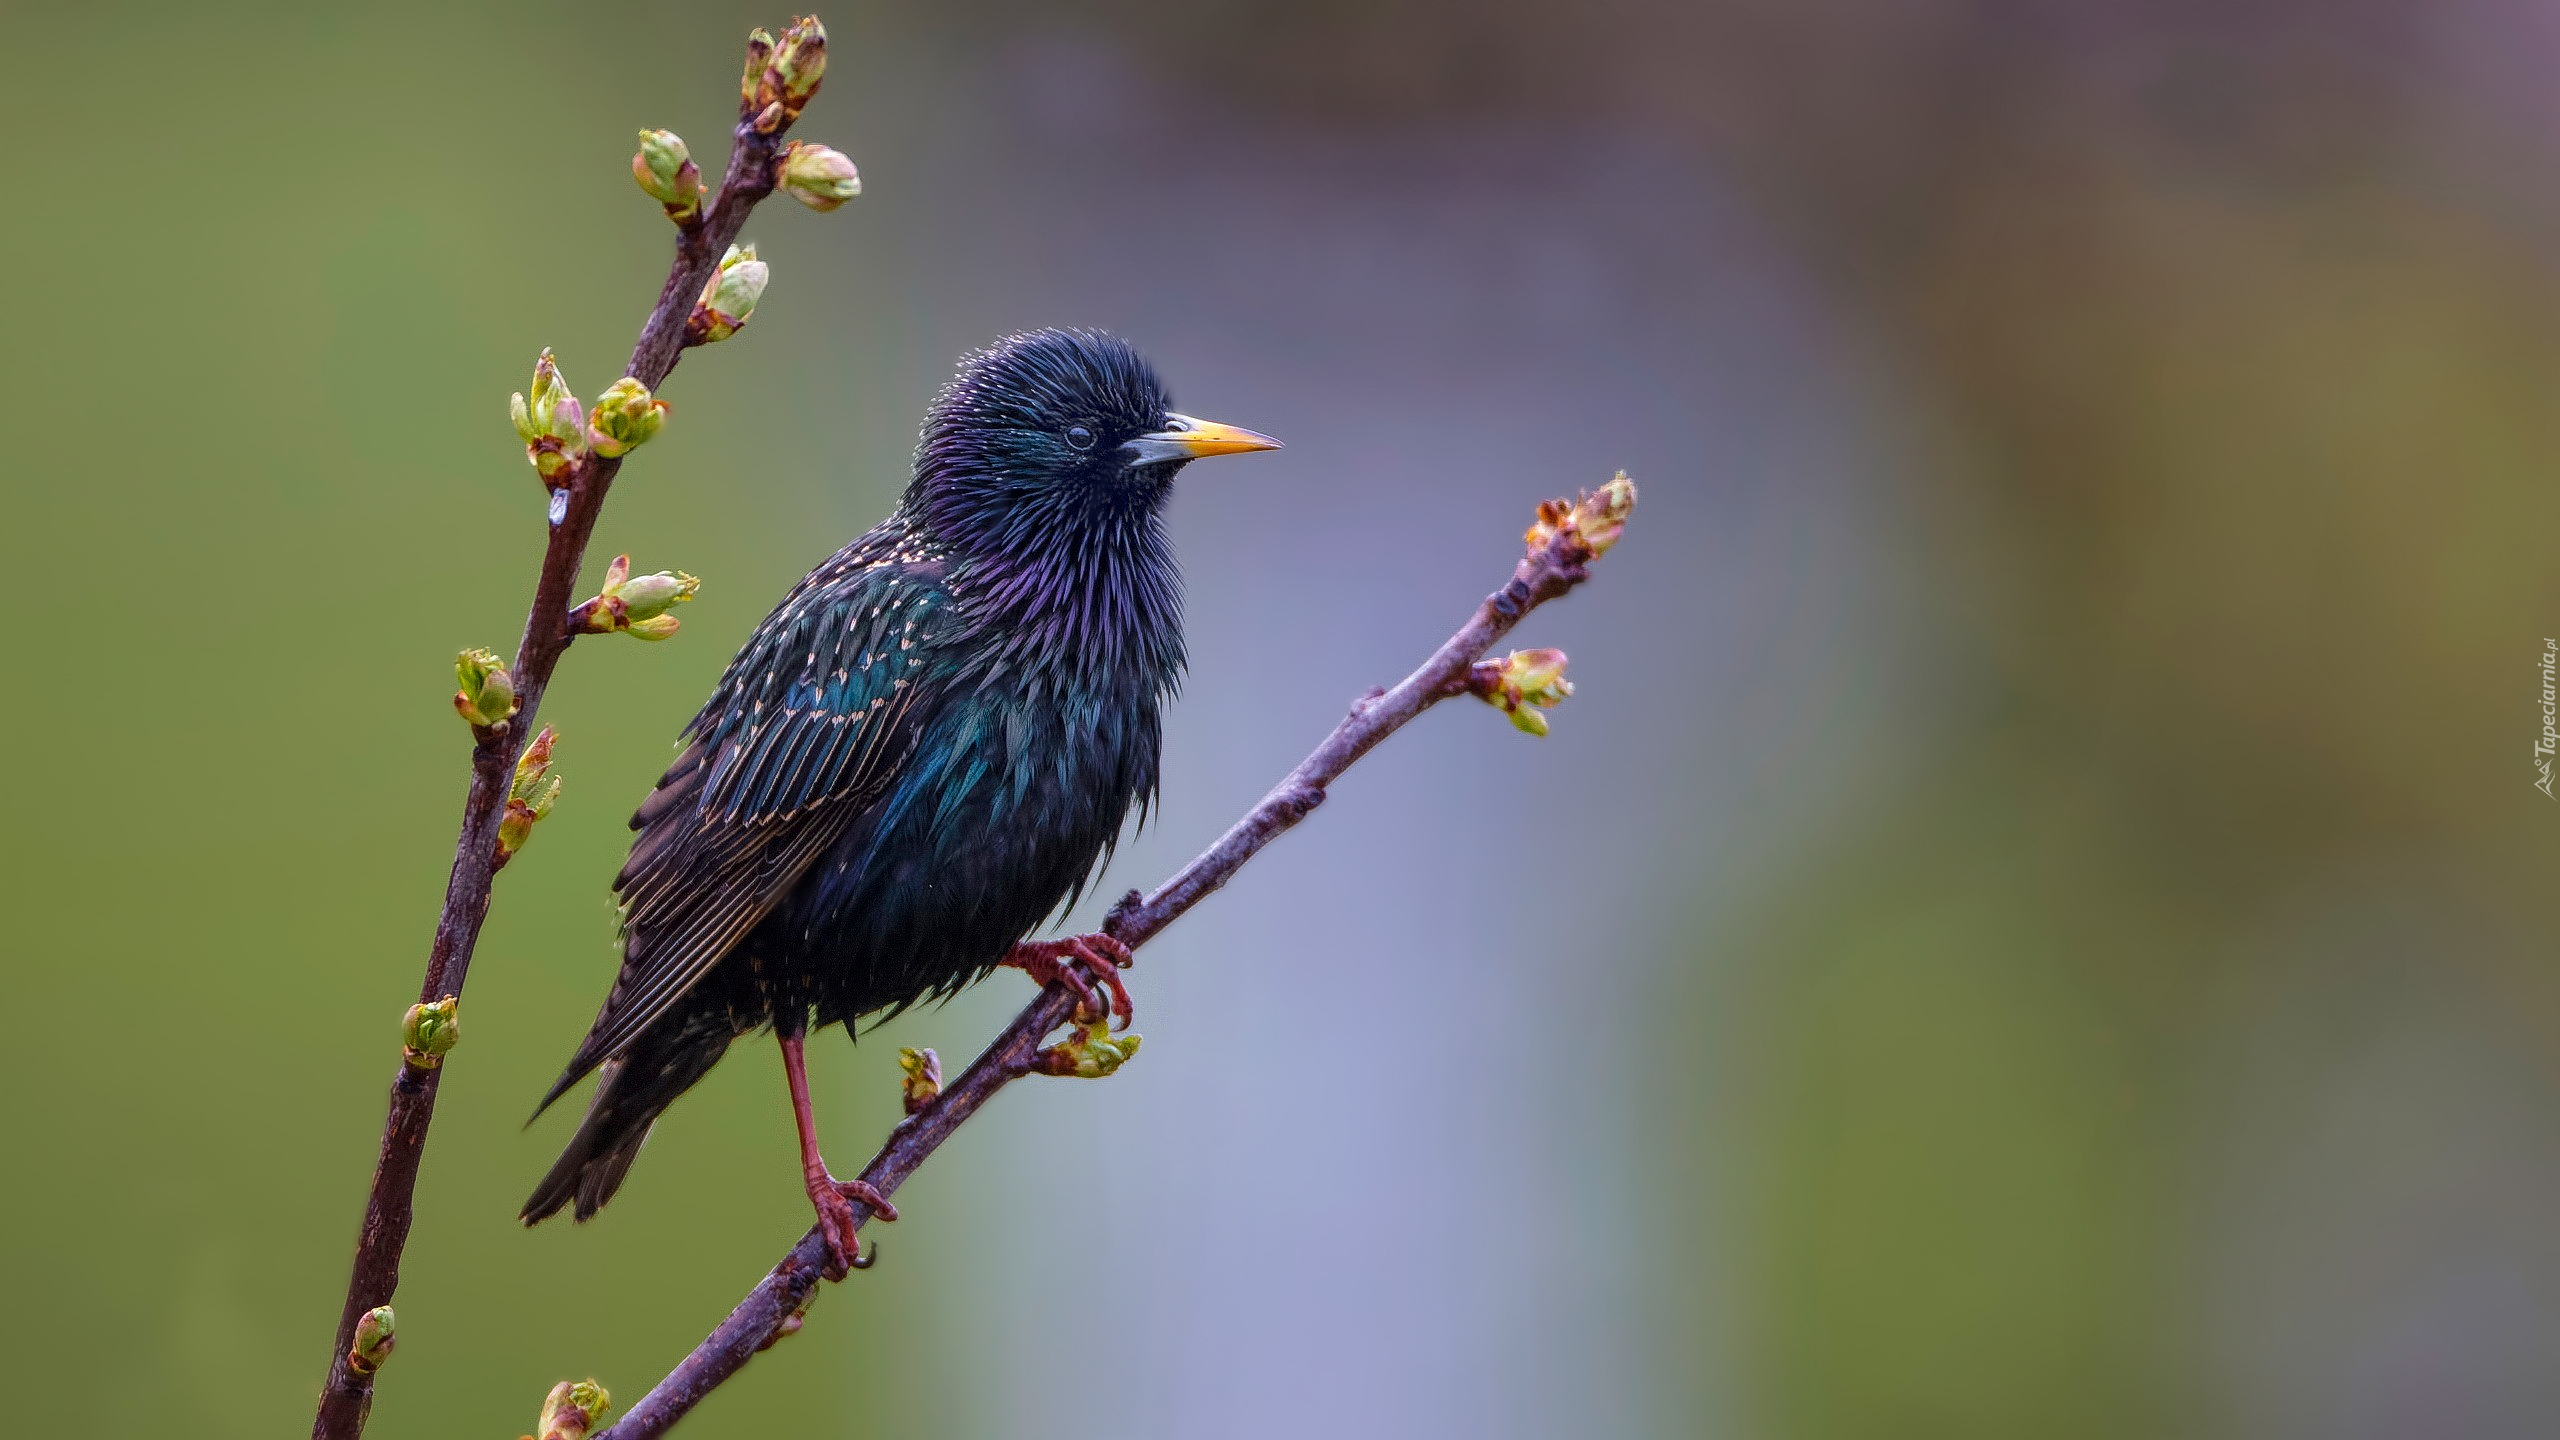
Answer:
[{"left": 538, "top": 536, "right": 952, "bottom": 1108}]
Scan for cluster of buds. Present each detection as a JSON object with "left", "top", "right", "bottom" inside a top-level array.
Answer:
[
  {"left": 509, "top": 354, "right": 668, "bottom": 482},
  {"left": 454, "top": 648, "right": 519, "bottom": 731},
  {"left": 524, "top": 1379, "right": 612, "bottom": 1440},
  {"left": 1469, "top": 648, "right": 1573, "bottom": 736},
  {"left": 688, "top": 244, "right": 769, "bottom": 344},
  {"left": 741, "top": 16, "right": 826, "bottom": 132},
  {"left": 509, "top": 349, "right": 587, "bottom": 488},
  {"left": 570, "top": 554, "right": 699, "bottom": 641},
  {"left": 495, "top": 728, "right": 561, "bottom": 867},
  {"left": 1031, "top": 1017, "right": 1143, "bottom": 1080},
  {"left": 347, "top": 1306, "right": 396, "bottom": 1377},
  {"left": 631, "top": 128, "right": 705, "bottom": 224},
  {"left": 897, "top": 1046, "right": 942, "bottom": 1115},
  {"left": 778, "top": 140, "right": 860, "bottom": 211},
  {"left": 402, "top": 997, "right": 460, "bottom": 1071},
  {"left": 1525, "top": 470, "right": 1639, "bottom": 559},
  {"left": 587, "top": 376, "right": 668, "bottom": 459}
]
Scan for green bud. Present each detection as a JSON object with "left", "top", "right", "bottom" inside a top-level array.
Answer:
[
  {"left": 511, "top": 349, "right": 587, "bottom": 486},
  {"left": 740, "top": 28, "right": 776, "bottom": 108},
  {"left": 1526, "top": 471, "right": 1639, "bottom": 558},
  {"left": 744, "top": 15, "right": 826, "bottom": 131},
  {"left": 1074, "top": 1026, "right": 1141, "bottom": 1079},
  {"left": 1035, "top": 1018, "right": 1142, "bottom": 1079},
  {"left": 778, "top": 141, "right": 859, "bottom": 212},
  {"left": 1509, "top": 648, "right": 1571, "bottom": 708},
  {"left": 586, "top": 376, "right": 666, "bottom": 459},
  {"left": 454, "top": 648, "right": 518, "bottom": 729},
  {"left": 572, "top": 554, "right": 700, "bottom": 639},
  {"left": 897, "top": 1046, "right": 941, "bottom": 1113},
  {"left": 348, "top": 1306, "right": 396, "bottom": 1376},
  {"left": 1575, "top": 471, "right": 1637, "bottom": 556},
  {"left": 631, "top": 129, "right": 704, "bottom": 223},
  {"left": 689, "top": 244, "right": 768, "bottom": 344},
  {"left": 1469, "top": 647, "right": 1573, "bottom": 736},
  {"left": 614, "top": 570, "right": 698, "bottom": 620},
  {"left": 495, "top": 727, "right": 560, "bottom": 864},
  {"left": 773, "top": 17, "right": 827, "bottom": 101},
  {"left": 507, "top": 728, "right": 560, "bottom": 811},
  {"left": 741, "top": 14, "right": 826, "bottom": 132},
  {"left": 402, "top": 997, "right": 459, "bottom": 1069},
  {"left": 534, "top": 1378, "right": 612, "bottom": 1440}
]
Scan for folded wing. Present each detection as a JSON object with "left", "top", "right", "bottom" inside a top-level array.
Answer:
[{"left": 535, "top": 536, "right": 951, "bottom": 1113}]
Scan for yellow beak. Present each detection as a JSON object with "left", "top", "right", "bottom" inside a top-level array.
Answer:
[{"left": 1123, "top": 412, "right": 1283, "bottom": 465}]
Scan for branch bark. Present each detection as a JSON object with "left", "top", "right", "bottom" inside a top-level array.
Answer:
[
  {"left": 593, "top": 482, "right": 1635, "bottom": 1440},
  {"left": 310, "top": 55, "right": 804, "bottom": 1440}
]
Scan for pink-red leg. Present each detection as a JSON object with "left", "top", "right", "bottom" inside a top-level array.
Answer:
[
  {"left": 1002, "top": 932, "right": 1135, "bottom": 1028},
  {"left": 779, "top": 1029, "right": 897, "bottom": 1279}
]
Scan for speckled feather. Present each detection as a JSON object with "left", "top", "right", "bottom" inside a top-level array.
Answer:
[{"left": 524, "top": 330, "right": 1192, "bottom": 1224}]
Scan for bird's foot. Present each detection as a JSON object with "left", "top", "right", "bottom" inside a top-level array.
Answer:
[
  {"left": 1003, "top": 932, "right": 1135, "bottom": 1029},
  {"left": 805, "top": 1166, "right": 898, "bottom": 1280}
]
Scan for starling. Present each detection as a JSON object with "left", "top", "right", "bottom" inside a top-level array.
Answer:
[{"left": 521, "top": 329, "right": 1278, "bottom": 1270}]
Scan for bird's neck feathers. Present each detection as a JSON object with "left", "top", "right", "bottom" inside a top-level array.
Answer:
[{"left": 907, "top": 465, "right": 1185, "bottom": 693}]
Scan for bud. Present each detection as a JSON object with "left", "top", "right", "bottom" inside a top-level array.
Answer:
[
  {"left": 778, "top": 141, "right": 860, "bottom": 211},
  {"left": 1033, "top": 1018, "right": 1142, "bottom": 1079},
  {"left": 495, "top": 727, "right": 561, "bottom": 864},
  {"left": 897, "top": 1046, "right": 941, "bottom": 1114},
  {"left": 773, "top": 17, "right": 828, "bottom": 103},
  {"left": 745, "top": 16, "right": 827, "bottom": 132},
  {"left": 1576, "top": 471, "right": 1637, "bottom": 556},
  {"left": 586, "top": 376, "right": 667, "bottom": 459},
  {"left": 531, "top": 1379, "right": 612, "bottom": 1440},
  {"left": 510, "top": 349, "right": 587, "bottom": 486},
  {"left": 688, "top": 243, "right": 768, "bottom": 344},
  {"left": 615, "top": 570, "right": 697, "bottom": 620},
  {"left": 571, "top": 554, "right": 701, "bottom": 639},
  {"left": 758, "top": 1286, "right": 820, "bottom": 1351},
  {"left": 348, "top": 1306, "right": 396, "bottom": 1376},
  {"left": 402, "top": 996, "right": 459, "bottom": 1070},
  {"left": 1525, "top": 472, "right": 1640, "bottom": 558},
  {"left": 454, "top": 648, "right": 518, "bottom": 729},
  {"left": 739, "top": 27, "right": 776, "bottom": 108},
  {"left": 631, "top": 129, "right": 704, "bottom": 223},
  {"left": 1469, "top": 647, "right": 1573, "bottom": 736}
]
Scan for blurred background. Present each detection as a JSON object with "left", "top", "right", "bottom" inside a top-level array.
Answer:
[{"left": 4, "top": 1, "right": 2557, "bottom": 1435}]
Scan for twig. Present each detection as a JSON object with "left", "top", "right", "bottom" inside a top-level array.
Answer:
[
  {"left": 594, "top": 476, "right": 1637, "bottom": 1439},
  {"left": 310, "top": 28, "right": 822, "bottom": 1440}
]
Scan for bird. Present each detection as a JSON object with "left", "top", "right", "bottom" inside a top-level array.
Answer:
[{"left": 520, "top": 328, "right": 1279, "bottom": 1272}]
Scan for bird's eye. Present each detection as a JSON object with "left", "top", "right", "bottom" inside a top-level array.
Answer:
[{"left": 1064, "top": 424, "right": 1096, "bottom": 451}]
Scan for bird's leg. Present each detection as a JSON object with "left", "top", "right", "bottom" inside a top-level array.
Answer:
[
  {"left": 777, "top": 1028, "right": 897, "bottom": 1280},
  {"left": 1001, "top": 932, "right": 1135, "bottom": 1029}
]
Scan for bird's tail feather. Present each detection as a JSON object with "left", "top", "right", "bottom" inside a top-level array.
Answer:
[{"left": 521, "top": 1015, "right": 736, "bottom": 1225}]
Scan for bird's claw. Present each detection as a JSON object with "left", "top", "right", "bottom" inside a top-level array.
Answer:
[
  {"left": 807, "top": 1169, "right": 897, "bottom": 1280},
  {"left": 1003, "top": 932, "right": 1136, "bottom": 1029}
]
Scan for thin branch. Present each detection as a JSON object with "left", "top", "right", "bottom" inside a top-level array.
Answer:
[
  {"left": 594, "top": 479, "right": 1637, "bottom": 1440},
  {"left": 310, "top": 41, "right": 811, "bottom": 1440}
]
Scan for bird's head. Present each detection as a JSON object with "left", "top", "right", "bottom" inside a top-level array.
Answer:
[{"left": 909, "top": 328, "right": 1279, "bottom": 547}]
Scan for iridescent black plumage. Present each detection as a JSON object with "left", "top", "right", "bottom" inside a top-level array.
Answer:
[{"left": 523, "top": 329, "right": 1272, "bottom": 1226}]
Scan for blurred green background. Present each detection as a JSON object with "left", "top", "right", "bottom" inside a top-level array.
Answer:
[{"left": 4, "top": 1, "right": 2557, "bottom": 1436}]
